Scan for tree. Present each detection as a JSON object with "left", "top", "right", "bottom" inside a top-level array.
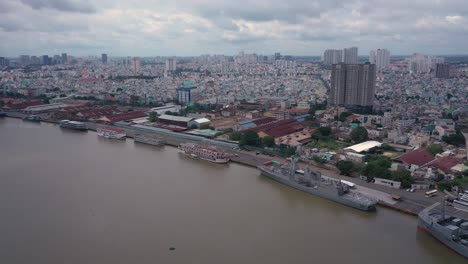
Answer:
[
  {"left": 312, "top": 126, "right": 332, "bottom": 139},
  {"left": 149, "top": 112, "right": 157, "bottom": 122},
  {"left": 339, "top": 111, "right": 352, "bottom": 122},
  {"left": 426, "top": 144, "right": 443, "bottom": 156},
  {"left": 262, "top": 136, "right": 276, "bottom": 148},
  {"left": 392, "top": 169, "right": 414, "bottom": 189},
  {"left": 361, "top": 156, "right": 392, "bottom": 181},
  {"left": 442, "top": 133, "right": 465, "bottom": 146},
  {"left": 42, "top": 98, "right": 50, "bottom": 104},
  {"left": 336, "top": 160, "right": 355, "bottom": 176},
  {"left": 313, "top": 156, "right": 327, "bottom": 164},
  {"left": 350, "top": 127, "right": 368, "bottom": 143},
  {"left": 229, "top": 131, "right": 242, "bottom": 141},
  {"left": 241, "top": 131, "right": 260, "bottom": 146}
]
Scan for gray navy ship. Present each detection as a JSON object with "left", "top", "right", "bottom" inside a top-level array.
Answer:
[
  {"left": 257, "top": 158, "right": 377, "bottom": 212},
  {"left": 418, "top": 203, "right": 468, "bottom": 258}
]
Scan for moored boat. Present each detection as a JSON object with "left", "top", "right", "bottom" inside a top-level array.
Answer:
[
  {"left": 178, "top": 143, "right": 230, "bottom": 163},
  {"left": 134, "top": 133, "right": 165, "bottom": 146},
  {"left": 23, "top": 115, "right": 41, "bottom": 122},
  {"left": 257, "top": 158, "right": 377, "bottom": 212},
  {"left": 59, "top": 120, "right": 87, "bottom": 131},
  {"left": 97, "top": 126, "right": 126, "bottom": 139},
  {"left": 418, "top": 202, "right": 468, "bottom": 258}
]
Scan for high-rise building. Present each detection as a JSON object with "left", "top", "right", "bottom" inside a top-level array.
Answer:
[
  {"left": 435, "top": 63, "right": 450, "bottom": 78},
  {"left": 0, "top": 57, "right": 7, "bottom": 67},
  {"left": 101, "top": 53, "right": 108, "bottom": 64},
  {"left": 407, "top": 53, "right": 431, "bottom": 74},
  {"left": 323, "top": 49, "right": 343, "bottom": 64},
  {"left": 343, "top": 47, "right": 358, "bottom": 64},
  {"left": 274, "top": 52, "right": 281, "bottom": 61},
  {"left": 41, "top": 55, "right": 50, "bottom": 65},
  {"left": 330, "top": 63, "right": 376, "bottom": 107},
  {"left": 19, "top": 55, "right": 30, "bottom": 66},
  {"left": 61, "top": 53, "right": 67, "bottom": 64},
  {"left": 176, "top": 80, "right": 198, "bottom": 105},
  {"left": 274, "top": 60, "right": 296, "bottom": 69},
  {"left": 369, "top": 49, "right": 390, "bottom": 70},
  {"left": 30, "top": 56, "right": 40, "bottom": 65},
  {"left": 165, "top": 57, "right": 177, "bottom": 72},
  {"left": 131, "top": 57, "right": 140, "bottom": 73}
]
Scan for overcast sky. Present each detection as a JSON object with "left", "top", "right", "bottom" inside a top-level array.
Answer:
[{"left": 1, "top": 0, "right": 467, "bottom": 57}]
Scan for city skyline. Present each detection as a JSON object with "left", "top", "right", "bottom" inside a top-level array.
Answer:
[{"left": 1, "top": 0, "right": 468, "bottom": 56}]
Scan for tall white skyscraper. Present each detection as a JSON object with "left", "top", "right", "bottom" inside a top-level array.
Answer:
[
  {"left": 132, "top": 57, "right": 141, "bottom": 73},
  {"left": 406, "top": 53, "right": 432, "bottom": 74},
  {"left": 165, "top": 57, "right": 177, "bottom": 72},
  {"left": 369, "top": 49, "right": 390, "bottom": 70},
  {"left": 343, "top": 47, "right": 358, "bottom": 64},
  {"left": 323, "top": 49, "right": 343, "bottom": 64}
]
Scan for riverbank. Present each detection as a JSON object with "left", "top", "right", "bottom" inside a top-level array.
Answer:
[{"left": 3, "top": 113, "right": 466, "bottom": 218}]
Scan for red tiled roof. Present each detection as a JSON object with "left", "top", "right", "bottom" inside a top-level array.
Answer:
[
  {"left": 103, "top": 111, "right": 147, "bottom": 123},
  {"left": 251, "top": 117, "right": 276, "bottom": 126},
  {"left": 288, "top": 108, "right": 309, "bottom": 114},
  {"left": 347, "top": 114, "right": 360, "bottom": 120},
  {"left": 248, "top": 118, "right": 304, "bottom": 137},
  {"left": 395, "top": 148, "right": 434, "bottom": 166},
  {"left": 426, "top": 156, "right": 463, "bottom": 174},
  {"left": 4, "top": 100, "right": 43, "bottom": 110}
]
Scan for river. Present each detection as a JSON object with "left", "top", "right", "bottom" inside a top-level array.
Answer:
[{"left": 0, "top": 118, "right": 464, "bottom": 264}]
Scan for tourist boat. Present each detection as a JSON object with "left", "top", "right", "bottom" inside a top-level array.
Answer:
[
  {"left": 59, "top": 120, "right": 87, "bottom": 131},
  {"left": 178, "top": 143, "right": 230, "bottom": 163},
  {"left": 134, "top": 133, "right": 165, "bottom": 146},
  {"left": 97, "top": 126, "right": 126, "bottom": 140},
  {"left": 23, "top": 115, "right": 41, "bottom": 122}
]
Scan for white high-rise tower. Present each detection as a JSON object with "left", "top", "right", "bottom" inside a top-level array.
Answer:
[
  {"left": 369, "top": 49, "right": 390, "bottom": 70},
  {"left": 343, "top": 47, "right": 358, "bottom": 64}
]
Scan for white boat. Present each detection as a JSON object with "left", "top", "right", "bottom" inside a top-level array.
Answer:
[
  {"left": 59, "top": 120, "right": 87, "bottom": 131},
  {"left": 134, "top": 133, "right": 165, "bottom": 146},
  {"left": 178, "top": 143, "right": 230, "bottom": 164},
  {"left": 97, "top": 126, "right": 126, "bottom": 139}
]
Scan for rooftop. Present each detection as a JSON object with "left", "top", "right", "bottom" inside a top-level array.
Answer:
[
  {"left": 394, "top": 148, "right": 435, "bottom": 166},
  {"left": 344, "top": 141, "right": 382, "bottom": 153},
  {"left": 158, "top": 114, "right": 194, "bottom": 122},
  {"left": 426, "top": 156, "right": 464, "bottom": 174}
]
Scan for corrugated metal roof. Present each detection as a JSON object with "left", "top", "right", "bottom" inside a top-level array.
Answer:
[
  {"left": 194, "top": 118, "right": 210, "bottom": 123},
  {"left": 344, "top": 141, "right": 382, "bottom": 153},
  {"left": 159, "top": 114, "right": 193, "bottom": 122}
]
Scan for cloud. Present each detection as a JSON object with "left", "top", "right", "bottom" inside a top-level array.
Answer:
[
  {"left": 19, "top": 0, "right": 95, "bottom": 13},
  {"left": 1, "top": 0, "right": 468, "bottom": 56}
]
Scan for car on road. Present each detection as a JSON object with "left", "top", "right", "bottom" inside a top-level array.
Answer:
[{"left": 406, "top": 188, "right": 415, "bottom": 193}]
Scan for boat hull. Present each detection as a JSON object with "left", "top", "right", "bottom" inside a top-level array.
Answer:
[
  {"left": 178, "top": 150, "right": 229, "bottom": 164},
  {"left": 259, "top": 167, "right": 375, "bottom": 212},
  {"left": 59, "top": 125, "right": 87, "bottom": 131},
  {"left": 418, "top": 207, "right": 468, "bottom": 258},
  {"left": 134, "top": 134, "right": 165, "bottom": 146}
]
